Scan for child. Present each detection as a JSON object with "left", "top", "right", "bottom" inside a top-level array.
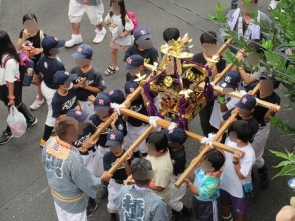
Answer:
[
  {"left": 71, "top": 44, "right": 106, "bottom": 116},
  {"left": 52, "top": 71, "right": 79, "bottom": 121},
  {"left": 163, "top": 27, "right": 180, "bottom": 42},
  {"left": 209, "top": 71, "right": 241, "bottom": 132},
  {"left": 145, "top": 131, "right": 173, "bottom": 205},
  {"left": 101, "top": 130, "right": 133, "bottom": 221},
  {"left": 104, "top": 0, "right": 134, "bottom": 75},
  {"left": 163, "top": 128, "right": 191, "bottom": 221},
  {"left": 220, "top": 120, "right": 255, "bottom": 221},
  {"left": 185, "top": 149, "right": 225, "bottom": 221},
  {"left": 108, "top": 89, "right": 125, "bottom": 104},
  {"left": 252, "top": 74, "right": 280, "bottom": 189},
  {"left": 192, "top": 31, "right": 226, "bottom": 137},
  {"left": 123, "top": 81, "right": 149, "bottom": 158},
  {"left": 37, "top": 36, "right": 66, "bottom": 147},
  {"left": 124, "top": 26, "right": 159, "bottom": 67},
  {"left": 90, "top": 92, "right": 127, "bottom": 199},
  {"left": 66, "top": 109, "right": 100, "bottom": 217},
  {"left": 17, "top": 13, "right": 46, "bottom": 110},
  {"left": 114, "top": 158, "right": 169, "bottom": 221}
]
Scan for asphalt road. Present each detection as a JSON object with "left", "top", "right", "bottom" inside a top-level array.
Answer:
[{"left": 0, "top": 0, "right": 294, "bottom": 220}]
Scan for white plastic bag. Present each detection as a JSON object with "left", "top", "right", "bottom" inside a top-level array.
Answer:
[{"left": 7, "top": 106, "right": 27, "bottom": 137}]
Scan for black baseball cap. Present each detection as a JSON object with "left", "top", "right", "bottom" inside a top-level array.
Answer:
[
  {"left": 108, "top": 89, "right": 125, "bottom": 104},
  {"left": 66, "top": 109, "right": 88, "bottom": 122},
  {"left": 53, "top": 71, "right": 77, "bottom": 85},
  {"left": 219, "top": 71, "right": 241, "bottom": 89},
  {"left": 94, "top": 93, "right": 111, "bottom": 111},
  {"left": 125, "top": 55, "right": 144, "bottom": 70},
  {"left": 125, "top": 81, "right": 139, "bottom": 95},
  {"left": 106, "top": 130, "right": 124, "bottom": 146},
  {"left": 72, "top": 44, "right": 93, "bottom": 59},
  {"left": 41, "top": 36, "right": 65, "bottom": 50},
  {"left": 236, "top": 94, "right": 257, "bottom": 110},
  {"left": 163, "top": 128, "right": 187, "bottom": 145}
]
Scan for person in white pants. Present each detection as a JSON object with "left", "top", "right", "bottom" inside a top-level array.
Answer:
[{"left": 66, "top": 0, "right": 106, "bottom": 47}]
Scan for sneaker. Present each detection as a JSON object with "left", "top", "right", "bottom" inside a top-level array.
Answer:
[
  {"left": 65, "top": 35, "right": 83, "bottom": 48},
  {"left": 98, "top": 184, "right": 108, "bottom": 199},
  {"left": 29, "top": 96, "right": 44, "bottom": 110},
  {"left": 93, "top": 28, "right": 106, "bottom": 44},
  {"left": 27, "top": 118, "right": 38, "bottom": 130},
  {"left": 0, "top": 131, "right": 13, "bottom": 145},
  {"left": 86, "top": 201, "right": 97, "bottom": 217},
  {"left": 268, "top": 0, "right": 279, "bottom": 10},
  {"left": 258, "top": 165, "right": 270, "bottom": 189}
]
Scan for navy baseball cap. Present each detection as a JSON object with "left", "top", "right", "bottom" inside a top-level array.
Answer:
[
  {"left": 219, "top": 71, "right": 241, "bottom": 89},
  {"left": 94, "top": 93, "right": 111, "bottom": 111},
  {"left": 53, "top": 71, "right": 77, "bottom": 85},
  {"left": 41, "top": 36, "right": 65, "bottom": 50},
  {"left": 125, "top": 55, "right": 144, "bottom": 70},
  {"left": 72, "top": 44, "right": 93, "bottom": 59},
  {"left": 163, "top": 128, "right": 188, "bottom": 145},
  {"left": 108, "top": 89, "right": 125, "bottom": 104},
  {"left": 134, "top": 26, "right": 151, "bottom": 40},
  {"left": 260, "top": 73, "right": 280, "bottom": 89},
  {"left": 106, "top": 130, "right": 124, "bottom": 146},
  {"left": 236, "top": 94, "right": 257, "bottom": 110},
  {"left": 125, "top": 81, "right": 139, "bottom": 95},
  {"left": 66, "top": 109, "right": 88, "bottom": 122}
]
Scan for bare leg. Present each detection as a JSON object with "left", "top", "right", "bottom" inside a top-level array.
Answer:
[
  {"left": 221, "top": 205, "right": 231, "bottom": 218},
  {"left": 237, "top": 214, "right": 247, "bottom": 221},
  {"left": 96, "top": 23, "right": 103, "bottom": 31},
  {"left": 72, "top": 22, "right": 81, "bottom": 35},
  {"left": 37, "top": 85, "right": 43, "bottom": 101},
  {"left": 111, "top": 48, "right": 118, "bottom": 68}
]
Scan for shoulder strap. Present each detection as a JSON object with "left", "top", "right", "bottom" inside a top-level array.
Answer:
[{"left": 1, "top": 55, "right": 12, "bottom": 68}]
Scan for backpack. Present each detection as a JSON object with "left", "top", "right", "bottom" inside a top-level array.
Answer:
[
  {"left": 127, "top": 11, "right": 138, "bottom": 33},
  {"left": 2, "top": 51, "right": 35, "bottom": 86}
]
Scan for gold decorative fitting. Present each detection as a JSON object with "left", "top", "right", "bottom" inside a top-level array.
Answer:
[
  {"left": 179, "top": 89, "right": 193, "bottom": 99},
  {"left": 163, "top": 76, "right": 173, "bottom": 87}
]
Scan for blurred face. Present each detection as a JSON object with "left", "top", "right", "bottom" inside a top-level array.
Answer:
[
  {"left": 146, "top": 142, "right": 163, "bottom": 157},
  {"left": 96, "top": 109, "right": 110, "bottom": 119},
  {"left": 24, "top": 19, "right": 38, "bottom": 35},
  {"left": 202, "top": 43, "right": 217, "bottom": 57},
  {"left": 75, "top": 58, "right": 91, "bottom": 67},
  {"left": 259, "top": 79, "right": 274, "bottom": 97},
  {"left": 111, "top": 2, "right": 121, "bottom": 15},
  {"left": 128, "top": 66, "right": 144, "bottom": 77},
  {"left": 109, "top": 144, "right": 123, "bottom": 155},
  {"left": 229, "top": 131, "right": 238, "bottom": 143},
  {"left": 238, "top": 108, "right": 252, "bottom": 118},
  {"left": 136, "top": 39, "right": 153, "bottom": 50}
]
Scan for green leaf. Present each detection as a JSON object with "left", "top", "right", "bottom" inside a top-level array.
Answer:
[
  {"left": 269, "top": 149, "right": 289, "bottom": 160},
  {"left": 273, "top": 164, "right": 295, "bottom": 179},
  {"left": 273, "top": 160, "right": 292, "bottom": 168}
]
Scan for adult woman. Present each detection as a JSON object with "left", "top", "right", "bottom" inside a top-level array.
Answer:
[
  {"left": 0, "top": 30, "right": 37, "bottom": 144},
  {"left": 17, "top": 13, "right": 46, "bottom": 110}
]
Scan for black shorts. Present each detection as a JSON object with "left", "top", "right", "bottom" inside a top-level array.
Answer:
[
  {"left": 192, "top": 196, "right": 222, "bottom": 221},
  {"left": 0, "top": 81, "right": 22, "bottom": 106}
]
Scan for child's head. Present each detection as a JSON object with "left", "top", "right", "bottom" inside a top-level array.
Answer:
[
  {"left": 110, "top": 0, "right": 127, "bottom": 16},
  {"left": 124, "top": 80, "right": 139, "bottom": 96},
  {"left": 163, "top": 127, "right": 187, "bottom": 148},
  {"left": 108, "top": 89, "right": 125, "bottom": 104},
  {"left": 259, "top": 74, "right": 280, "bottom": 97},
  {"left": 106, "top": 130, "right": 124, "bottom": 155},
  {"left": 124, "top": 55, "right": 144, "bottom": 77},
  {"left": 219, "top": 71, "right": 241, "bottom": 90},
  {"left": 200, "top": 31, "right": 217, "bottom": 56},
  {"left": 41, "top": 36, "right": 65, "bottom": 56},
  {"left": 236, "top": 94, "right": 257, "bottom": 118},
  {"left": 228, "top": 120, "right": 254, "bottom": 144},
  {"left": 163, "top": 28, "right": 180, "bottom": 43},
  {"left": 22, "top": 13, "right": 38, "bottom": 35},
  {"left": 133, "top": 26, "right": 153, "bottom": 50},
  {"left": 72, "top": 44, "right": 93, "bottom": 67},
  {"left": 146, "top": 131, "right": 168, "bottom": 157},
  {"left": 94, "top": 93, "right": 112, "bottom": 119},
  {"left": 131, "top": 158, "right": 154, "bottom": 187},
  {"left": 53, "top": 71, "right": 76, "bottom": 91},
  {"left": 201, "top": 149, "right": 225, "bottom": 172},
  {"left": 66, "top": 109, "right": 89, "bottom": 131}
]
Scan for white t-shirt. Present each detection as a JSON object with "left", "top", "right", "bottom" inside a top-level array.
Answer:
[
  {"left": 104, "top": 13, "right": 134, "bottom": 46},
  {"left": 146, "top": 151, "right": 173, "bottom": 204},
  {"left": 0, "top": 55, "right": 19, "bottom": 86},
  {"left": 209, "top": 95, "right": 240, "bottom": 129},
  {"left": 220, "top": 140, "right": 255, "bottom": 198}
]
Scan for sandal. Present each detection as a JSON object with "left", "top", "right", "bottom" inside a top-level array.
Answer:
[{"left": 105, "top": 66, "right": 119, "bottom": 75}]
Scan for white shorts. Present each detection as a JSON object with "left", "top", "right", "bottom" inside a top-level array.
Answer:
[
  {"left": 68, "top": 0, "right": 104, "bottom": 25},
  {"left": 96, "top": 145, "right": 111, "bottom": 177},
  {"left": 79, "top": 100, "right": 95, "bottom": 118},
  {"left": 169, "top": 174, "right": 187, "bottom": 212},
  {"left": 123, "top": 122, "right": 148, "bottom": 153},
  {"left": 80, "top": 146, "right": 101, "bottom": 177},
  {"left": 107, "top": 178, "right": 123, "bottom": 213},
  {"left": 54, "top": 201, "right": 87, "bottom": 221},
  {"left": 41, "top": 81, "right": 57, "bottom": 127}
]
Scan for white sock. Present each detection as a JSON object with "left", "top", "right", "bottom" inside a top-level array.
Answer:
[
  {"left": 223, "top": 214, "right": 234, "bottom": 221},
  {"left": 72, "top": 34, "right": 81, "bottom": 39}
]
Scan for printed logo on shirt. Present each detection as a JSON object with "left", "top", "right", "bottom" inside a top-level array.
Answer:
[
  {"left": 143, "top": 58, "right": 150, "bottom": 64},
  {"left": 122, "top": 194, "right": 145, "bottom": 220},
  {"left": 131, "top": 104, "right": 142, "bottom": 112},
  {"left": 75, "top": 77, "right": 94, "bottom": 86},
  {"left": 44, "top": 62, "right": 48, "bottom": 69},
  {"left": 117, "top": 123, "right": 124, "bottom": 131},
  {"left": 74, "top": 132, "right": 92, "bottom": 147},
  {"left": 62, "top": 96, "right": 77, "bottom": 110},
  {"left": 111, "top": 162, "right": 125, "bottom": 170},
  {"left": 171, "top": 159, "right": 176, "bottom": 166},
  {"left": 101, "top": 80, "right": 106, "bottom": 86}
]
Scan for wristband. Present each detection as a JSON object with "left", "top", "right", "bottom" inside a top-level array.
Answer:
[
  {"left": 232, "top": 161, "right": 239, "bottom": 165},
  {"left": 7, "top": 95, "right": 15, "bottom": 100},
  {"left": 218, "top": 96, "right": 226, "bottom": 104}
]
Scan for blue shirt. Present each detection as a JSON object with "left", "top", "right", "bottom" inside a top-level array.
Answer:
[
  {"left": 193, "top": 168, "right": 220, "bottom": 201},
  {"left": 75, "top": 0, "right": 102, "bottom": 6}
]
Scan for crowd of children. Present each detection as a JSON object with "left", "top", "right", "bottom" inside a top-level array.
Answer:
[{"left": 0, "top": 0, "right": 286, "bottom": 220}]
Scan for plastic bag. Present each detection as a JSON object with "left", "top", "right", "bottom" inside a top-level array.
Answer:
[{"left": 7, "top": 106, "right": 27, "bottom": 137}]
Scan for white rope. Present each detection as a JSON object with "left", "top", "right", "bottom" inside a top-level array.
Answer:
[
  {"left": 200, "top": 133, "right": 216, "bottom": 149},
  {"left": 149, "top": 116, "right": 161, "bottom": 131},
  {"left": 168, "top": 122, "right": 177, "bottom": 130},
  {"left": 110, "top": 103, "right": 126, "bottom": 115}
]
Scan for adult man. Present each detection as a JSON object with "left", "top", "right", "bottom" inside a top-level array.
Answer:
[
  {"left": 114, "top": 158, "right": 169, "bottom": 221},
  {"left": 66, "top": 0, "right": 107, "bottom": 47},
  {"left": 42, "top": 117, "right": 111, "bottom": 220}
]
